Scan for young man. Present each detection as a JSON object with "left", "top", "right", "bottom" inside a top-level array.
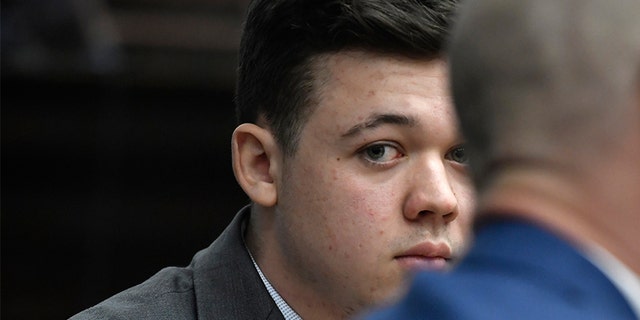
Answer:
[
  {"left": 367, "top": 0, "right": 640, "bottom": 319},
  {"left": 71, "top": 0, "right": 474, "bottom": 319}
]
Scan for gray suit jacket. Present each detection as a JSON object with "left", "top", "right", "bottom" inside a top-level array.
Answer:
[{"left": 70, "top": 206, "right": 285, "bottom": 320}]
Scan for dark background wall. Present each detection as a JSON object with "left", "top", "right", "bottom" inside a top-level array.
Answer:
[{"left": 2, "top": 1, "right": 251, "bottom": 318}]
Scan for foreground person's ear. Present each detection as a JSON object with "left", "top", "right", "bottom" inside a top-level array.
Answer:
[{"left": 231, "top": 123, "right": 280, "bottom": 207}]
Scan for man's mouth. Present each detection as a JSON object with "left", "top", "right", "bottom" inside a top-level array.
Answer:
[
  {"left": 394, "top": 242, "right": 452, "bottom": 271},
  {"left": 395, "top": 256, "right": 450, "bottom": 271}
]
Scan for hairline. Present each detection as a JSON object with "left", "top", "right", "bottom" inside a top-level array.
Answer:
[{"left": 279, "top": 48, "right": 444, "bottom": 159}]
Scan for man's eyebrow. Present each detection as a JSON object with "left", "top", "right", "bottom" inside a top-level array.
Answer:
[{"left": 341, "top": 113, "right": 417, "bottom": 138}]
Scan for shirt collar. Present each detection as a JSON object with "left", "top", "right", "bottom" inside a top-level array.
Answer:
[
  {"left": 584, "top": 244, "right": 640, "bottom": 318},
  {"left": 241, "top": 214, "right": 303, "bottom": 320}
]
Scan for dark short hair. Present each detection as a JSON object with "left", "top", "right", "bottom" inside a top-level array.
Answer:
[{"left": 236, "top": 0, "right": 459, "bottom": 156}]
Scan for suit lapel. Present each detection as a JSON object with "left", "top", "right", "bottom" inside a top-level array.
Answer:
[{"left": 190, "top": 206, "right": 284, "bottom": 320}]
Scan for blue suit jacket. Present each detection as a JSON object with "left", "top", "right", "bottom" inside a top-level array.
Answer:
[{"left": 367, "top": 219, "right": 636, "bottom": 319}]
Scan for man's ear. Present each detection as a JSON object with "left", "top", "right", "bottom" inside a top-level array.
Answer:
[{"left": 231, "top": 123, "right": 280, "bottom": 207}]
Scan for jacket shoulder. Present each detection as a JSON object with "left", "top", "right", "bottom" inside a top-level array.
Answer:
[{"left": 69, "top": 266, "right": 196, "bottom": 320}]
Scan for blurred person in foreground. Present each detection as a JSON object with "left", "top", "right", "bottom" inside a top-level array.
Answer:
[
  {"left": 365, "top": 0, "right": 640, "bottom": 319},
  {"left": 70, "top": 0, "right": 475, "bottom": 319}
]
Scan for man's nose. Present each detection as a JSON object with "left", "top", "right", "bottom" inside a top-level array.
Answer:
[{"left": 402, "top": 158, "right": 458, "bottom": 223}]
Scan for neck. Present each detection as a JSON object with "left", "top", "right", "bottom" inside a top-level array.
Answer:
[
  {"left": 246, "top": 206, "right": 353, "bottom": 320},
  {"left": 480, "top": 166, "right": 640, "bottom": 275}
]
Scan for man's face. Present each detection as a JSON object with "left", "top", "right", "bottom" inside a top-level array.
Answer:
[{"left": 273, "top": 51, "right": 474, "bottom": 313}]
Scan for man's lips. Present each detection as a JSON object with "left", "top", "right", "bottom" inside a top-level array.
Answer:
[{"left": 395, "top": 242, "right": 452, "bottom": 271}]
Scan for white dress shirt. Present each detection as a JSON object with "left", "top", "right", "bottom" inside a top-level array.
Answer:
[{"left": 585, "top": 244, "right": 640, "bottom": 318}]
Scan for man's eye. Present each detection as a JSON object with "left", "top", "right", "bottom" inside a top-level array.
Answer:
[
  {"left": 447, "top": 146, "right": 468, "bottom": 164},
  {"left": 362, "top": 144, "right": 402, "bottom": 163}
]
